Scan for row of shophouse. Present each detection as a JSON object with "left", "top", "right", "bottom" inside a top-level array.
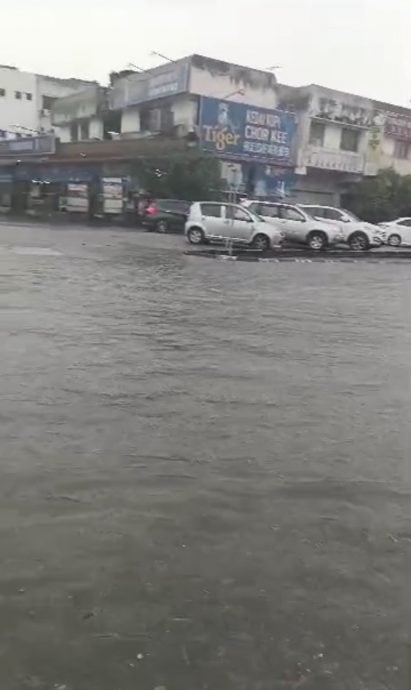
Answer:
[{"left": 0, "top": 54, "right": 410, "bottom": 217}]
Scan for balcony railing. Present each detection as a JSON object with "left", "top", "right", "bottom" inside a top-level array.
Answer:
[{"left": 301, "top": 145, "right": 365, "bottom": 174}]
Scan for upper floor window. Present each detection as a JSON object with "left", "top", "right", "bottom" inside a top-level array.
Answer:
[
  {"left": 0, "top": 88, "right": 6, "bottom": 97},
  {"left": 70, "top": 122, "right": 78, "bottom": 142},
  {"left": 42, "top": 95, "right": 56, "bottom": 110},
  {"left": 309, "top": 121, "right": 325, "bottom": 147},
  {"left": 394, "top": 140, "right": 409, "bottom": 159},
  {"left": 340, "top": 128, "right": 360, "bottom": 152},
  {"left": 15, "top": 91, "right": 22, "bottom": 100},
  {"left": 26, "top": 92, "right": 32, "bottom": 101},
  {"left": 80, "top": 121, "right": 90, "bottom": 140}
]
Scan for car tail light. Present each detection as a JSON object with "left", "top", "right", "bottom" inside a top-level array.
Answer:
[{"left": 145, "top": 205, "right": 157, "bottom": 215}]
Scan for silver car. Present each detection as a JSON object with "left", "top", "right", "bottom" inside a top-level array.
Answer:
[
  {"left": 241, "top": 200, "right": 345, "bottom": 250},
  {"left": 185, "top": 202, "right": 284, "bottom": 251}
]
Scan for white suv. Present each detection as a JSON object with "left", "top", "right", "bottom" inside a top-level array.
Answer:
[
  {"left": 241, "top": 200, "right": 345, "bottom": 250},
  {"left": 301, "top": 205, "right": 385, "bottom": 250},
  {"left": 185, "top": 202, "right": 284, "bottom": 251}
]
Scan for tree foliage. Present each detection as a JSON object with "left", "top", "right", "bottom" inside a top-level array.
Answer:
[
  {"left": 132, "top": 154, "right": 225, "bottom": 201},
  {"left": 344, "top": 168, "right": 411, "bottom": 223}
]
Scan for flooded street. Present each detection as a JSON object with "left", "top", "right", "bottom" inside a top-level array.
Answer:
[{"left": 0, "top": 223, "right": 409, "bottom": 689}]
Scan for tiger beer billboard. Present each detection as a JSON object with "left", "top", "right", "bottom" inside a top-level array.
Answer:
[{"left": 199, "top": 97, "right": 297, "bottom": 165}]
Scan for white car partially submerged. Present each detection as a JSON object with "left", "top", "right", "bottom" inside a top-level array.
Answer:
[
  {"left": 300, "top": 205, "right": 385, "bottom": 249},
  {"left": 378, "top": 218, "right": 411, "bottom": 246},
  {"left": 185, "top": 202, "right": 284, "bottom": 251},
  {"left": 241, "top": 200, "right": 345, "bottom": 250}
]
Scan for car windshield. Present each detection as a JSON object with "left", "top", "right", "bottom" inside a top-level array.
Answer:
[
  {"left": 341, "top": 209, "right": 361, "bottom": 222},
  {"left": 296, "top": 206, "right": 312, "bottom": 219},
  {"left": 249, "top": 210, "right": 265, "bottom": 223}
]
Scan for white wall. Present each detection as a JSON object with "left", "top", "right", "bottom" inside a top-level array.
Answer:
[
  {"left": 0, "top": 67, "right": 38, "bottom": 137},
  {"left": 323, "top": 123, "right": 341, "bottom": 149},
  {"left": 89, "top": 117, "right": 104, "bottom": 139},
  {"left": 37, "top": 76, "right": 92, "bottom": 132},
  {"left": 121, "top": 107, "right": 141, "bottom": 134},
  {"left": 170, "top": 96, "right": 197, "bottom": 130},
  {"left": 55, "top": 124, "right": 71, "bottom": 143},
  {"left": 120, "top": 96, "right": 197, "bottom": 135},
  {"left": 379, "top": 135, "right": 411, "bottom": 175},
  {"left": 190, "top": 64, "right": 277, "bottom": 109},
  {"left": 0, "top": 66, "right": 94, "bottom": 138},
  {"left": 55, "top": 116, "right": 104, "bottom": 142}
]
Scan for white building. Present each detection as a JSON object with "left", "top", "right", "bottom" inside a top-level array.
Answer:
[
  {"left": 53, "top": 55, "right": 279, "bottom": 144},
  {"left": 51, "top": 55, "right": 297, "bottom": 197},
  {"left": 0, "top": 64, "right": 94, "bottom": 139},
  {"left": 277, "top": 84, "right": 411, "bottom": 204}
]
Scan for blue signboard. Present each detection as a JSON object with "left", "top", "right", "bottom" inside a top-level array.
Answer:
[
  {"left": 0, "top": 135, "right": 55, "bottom": 157},
  {"left": 199, "top": 97, "right": 297, "bottom": 165},
  {"left": 110, "top": 60, "right": 190, "bottom": 109},
  {"left": 12, "top": 164, "right": 99, "bottom": 183}
]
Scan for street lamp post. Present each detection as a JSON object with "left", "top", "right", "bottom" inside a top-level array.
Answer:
[
  {"left": 150, "top": 51, "right": 177, "bottom": 64},
  {"left": 219, "top": 88, "right": 245, "bottom": 100},
  {"left": 127, "top": 63, "right": 146, "bottom": 73}
]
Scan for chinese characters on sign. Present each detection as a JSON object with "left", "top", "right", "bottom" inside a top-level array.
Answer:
[
  {"left": 385, "top": 116, "right": 411, "bottom": 141},
  {"left": 303, "top": 148, "right": 364, "bottom": 173},
  {"left": 110, "top": 61, "right": 190, "bottom": 109},
  {"left": 0, "top": 135, "right": 55, "bottom": 157},
  {"left": 313, "top": 98, "right": 379, "bottom": 128},
  {"left": 199, "top": 98, "right": 296, "bottom": 165}
]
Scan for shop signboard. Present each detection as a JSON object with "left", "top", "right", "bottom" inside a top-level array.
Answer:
[
  {"left": 0, "top": 135, "right": 55, "bottom": 157},
  {"left": 65, "top": 183, "right": 89, "bottom": 212},
  {"left": 313, "top": 98, "right": 377, "bottom": 127},
  {"left": 13, "top": 165, "right": 98, "bottom": 183},
  {"left": 302, "top": 146, "right": 365, "bottom": 174},
  {"left": 385, "top": 116, "right": 411, "bottom": 141},
  {"left": 199, "top": 98, "right": 297, "bottom": 165},
  {"left": 110, "top": 60, "right": 190, "bottom": 109},
  {"left": 102, "top": 177, "right": 123, "bottom": 214}
]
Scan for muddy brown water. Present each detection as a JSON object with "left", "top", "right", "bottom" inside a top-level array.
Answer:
[{"left": 0, "top": 224, "right": 409, "bottom": 689}]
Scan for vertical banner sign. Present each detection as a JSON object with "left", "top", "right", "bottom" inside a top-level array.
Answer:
[
  {"left": 102, "top": 178, "right": 124, "bottom": 214},
  {"left": 66, "top": 183, "right": 89, "bottom": 212},
  {"left": 199, "top": 98, "right": 297, "bottom": 165}
]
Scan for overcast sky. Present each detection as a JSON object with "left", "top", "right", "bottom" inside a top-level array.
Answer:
[{"left": 4, "top": 0, "right": 410, "bottom": 105}]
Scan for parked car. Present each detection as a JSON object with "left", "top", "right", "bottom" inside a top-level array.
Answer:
[
  {"left": 300, "top": 205, "right": 385, "bottom": 249},
  {"left": 141, "top": 199, "right": 191, "bottom": 233},
  {"left": 378, "top": 218, "right": 411, "bottom": 246},
  {"left": 241, "top": 200, "right": 345, "bottom": 250},
  {"left": 185, "top": 202, "right": 284, "bottom": 250}
]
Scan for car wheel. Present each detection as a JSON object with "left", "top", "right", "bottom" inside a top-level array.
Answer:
[
  {"left": 156, "top": 220, "right": 168, "bottom": 233},
  {"left": 388, "top": 233, "right": 401, "bottom": 247},
  {"left": 307, "top": 231, "right": 327, "bottom": 251},
  {"left": 252, "top": 234, "right": 270, "bottom": 251},
  {"left": 187, "top": 227, "right": 205, "bottom": 245},
  {"left": 349, "top": 231, "right": 369, "bottom": 251}
]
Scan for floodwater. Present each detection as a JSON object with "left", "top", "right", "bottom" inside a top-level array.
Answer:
[{"left": 0, "top": 223, "right": 410, "bottom": 690}]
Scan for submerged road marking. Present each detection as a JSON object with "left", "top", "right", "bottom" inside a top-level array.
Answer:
[{"left": 0, "top": 246, "right": 62, "bottom": 256}]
